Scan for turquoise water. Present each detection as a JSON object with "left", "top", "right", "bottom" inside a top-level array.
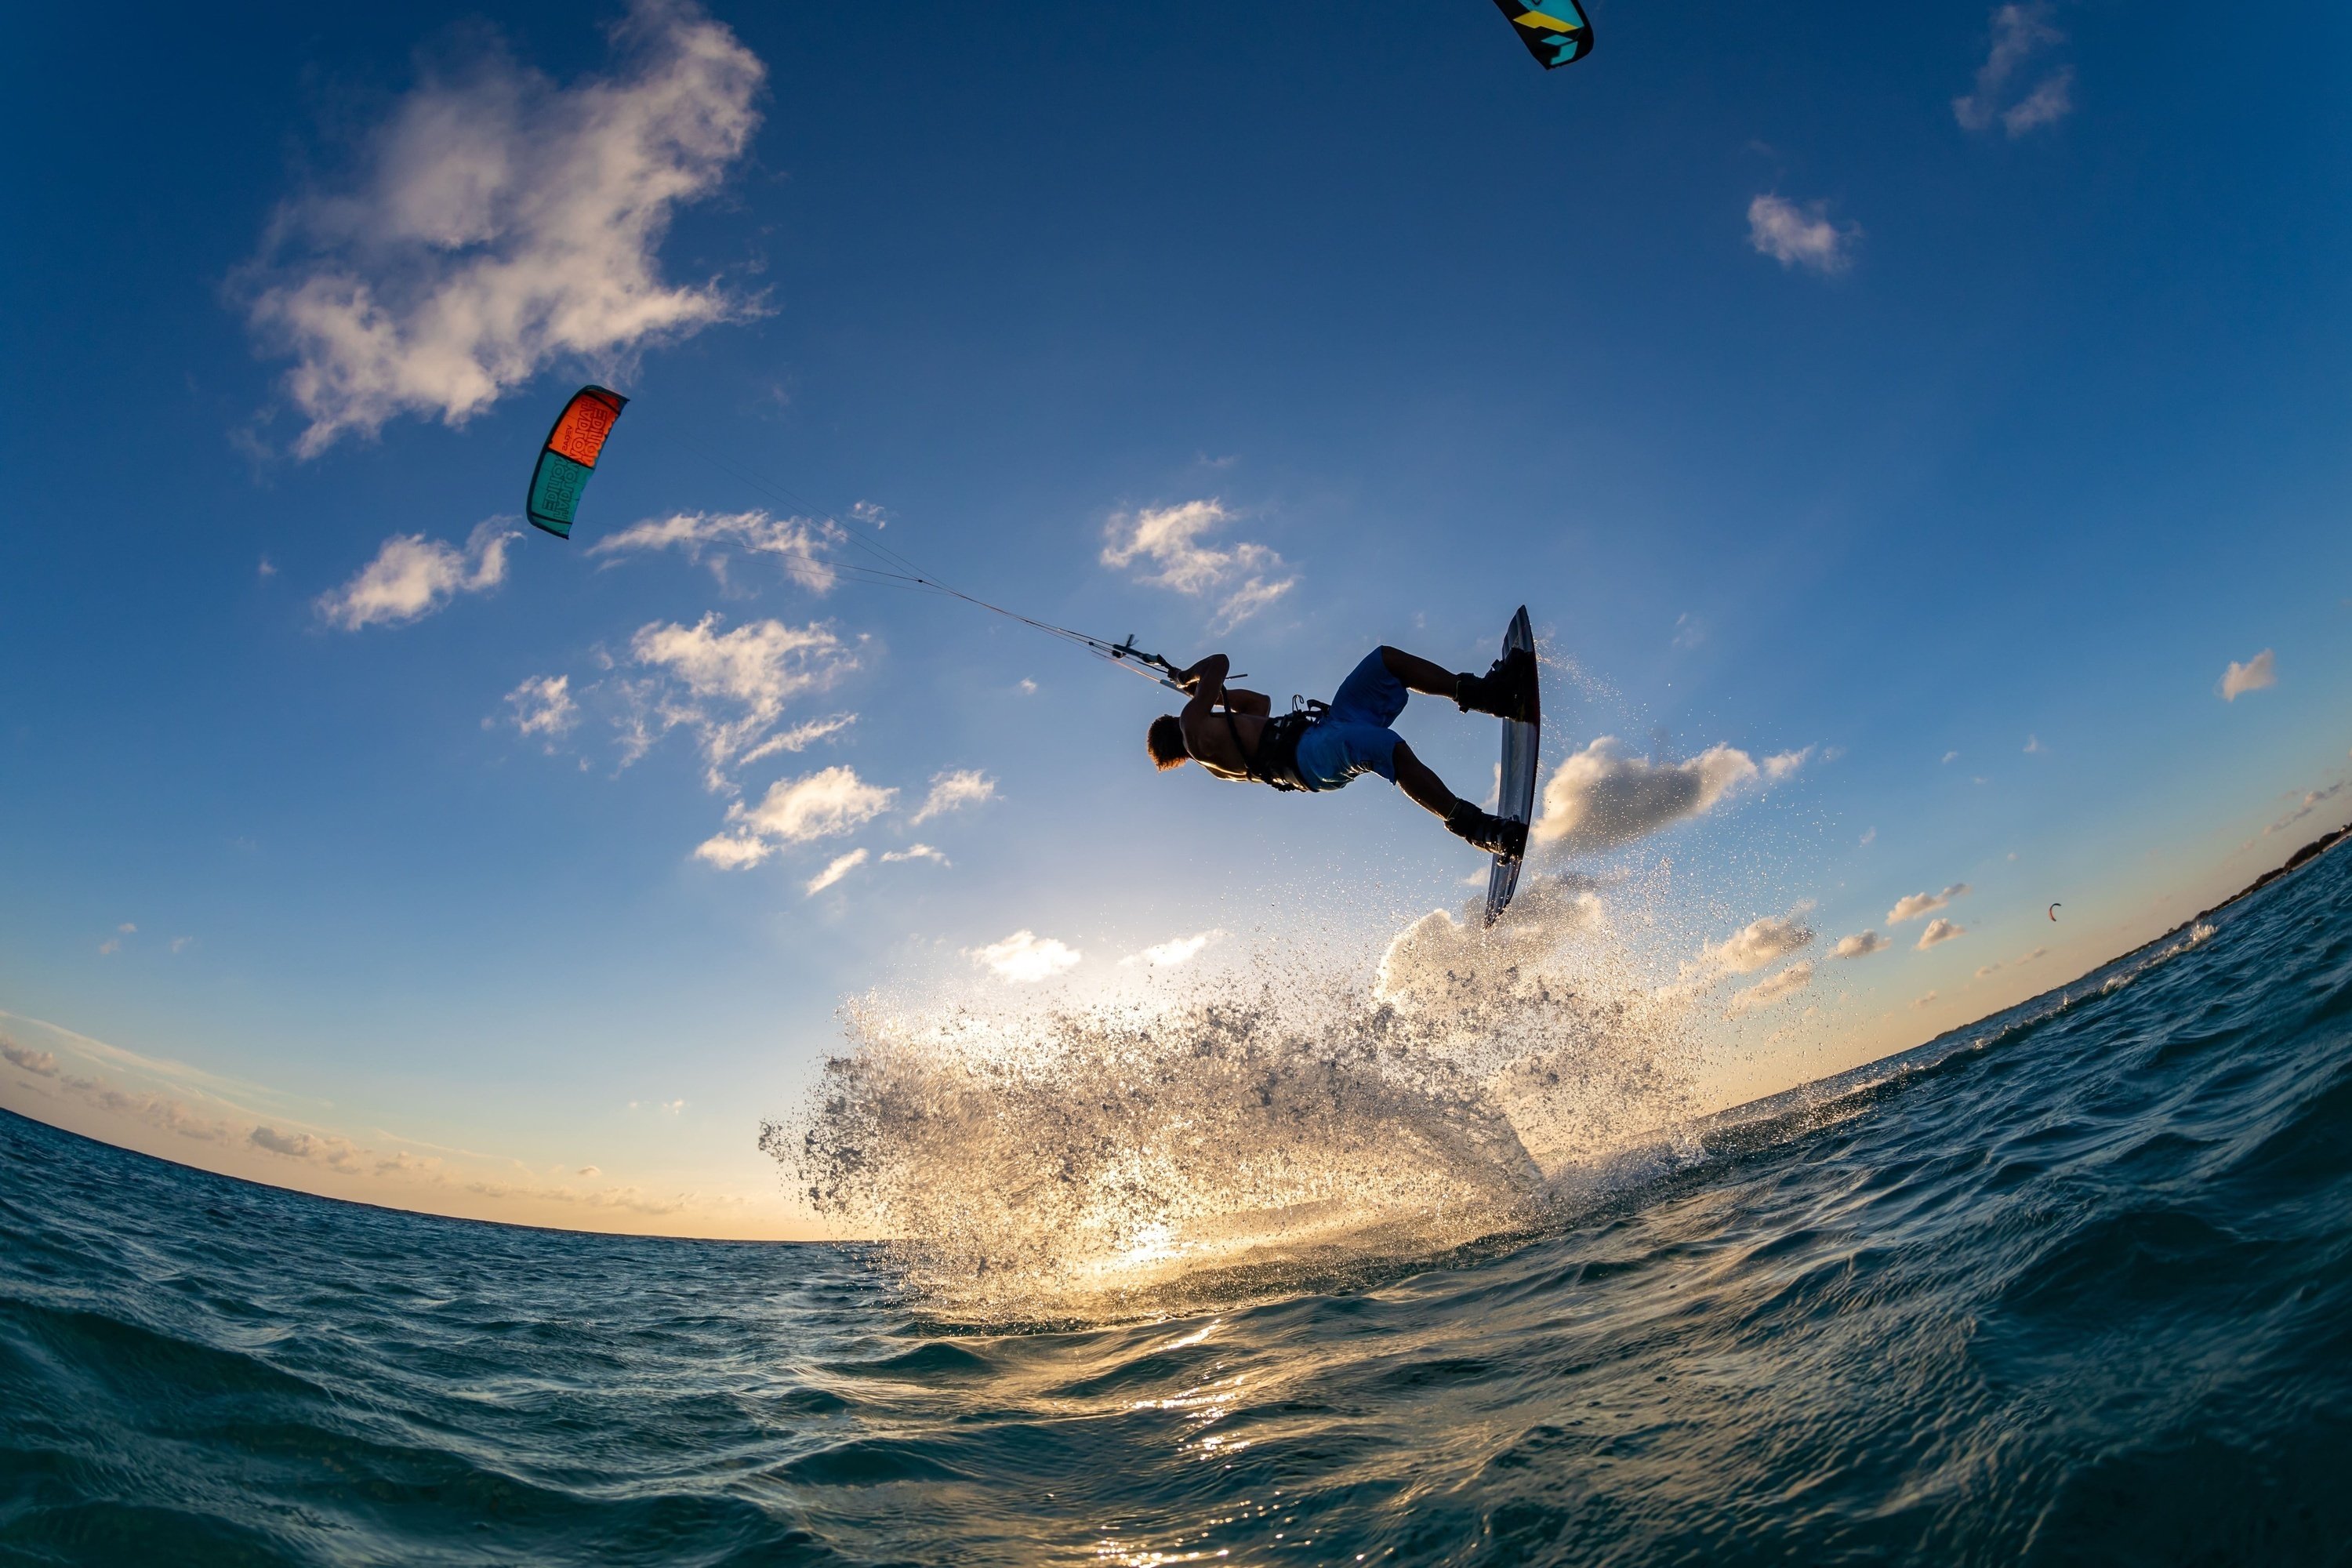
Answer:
[{"left": 7, "top": 850, "right": 2352, "bottom": 1563}]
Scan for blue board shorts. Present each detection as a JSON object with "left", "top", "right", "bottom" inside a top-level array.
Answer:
[{"left": 1293, "top": 649, "right": 1410, "bottom": 792}]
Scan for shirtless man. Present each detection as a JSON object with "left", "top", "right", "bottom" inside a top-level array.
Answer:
[{"left": 1145, "top": 644, "right": 1534, "bottom": 856}]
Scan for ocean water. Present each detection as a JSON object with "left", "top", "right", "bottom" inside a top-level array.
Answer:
[{"left": 6, "top": 850, "right": 2352, "bottom": 1565}]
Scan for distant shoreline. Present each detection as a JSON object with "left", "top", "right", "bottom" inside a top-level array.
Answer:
[{"left": 2126, "top": 822, "right": 2352, "bottom": 961}]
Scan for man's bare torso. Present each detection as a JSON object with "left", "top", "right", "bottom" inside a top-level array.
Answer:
[{"left": 1179, "top": 705, "right": 1267, "bottom": 782}]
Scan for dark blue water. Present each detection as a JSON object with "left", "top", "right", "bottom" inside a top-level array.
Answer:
[{"left": 7, "top": 850, "right": 2352, "bottom": 1565}]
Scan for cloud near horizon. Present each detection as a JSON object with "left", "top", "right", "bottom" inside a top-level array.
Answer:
[
  {"left": 968, "top": 929, "right": 1082, "bottom": 983},
  {"left": 246, "top": 0, "right": 766, "bottom": 455},
  {"left": 1535, "top": 738, "right": 1807, "bottom": 852},
  {"left": 1101, "top": 499, "right": 1297, "bottom": 630},
  {"left": 1121, "top": 930, "right": 1226, "bottom": 968},
  {"left": 318, "top": 521, "right": 516, "bottom": 630}
]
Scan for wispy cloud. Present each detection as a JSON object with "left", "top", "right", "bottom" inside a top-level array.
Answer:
[
  {"left": 1747, "top": 194, "right": 1859, "bottom": 275},
  {"left": 1833, "top": 931, "right": 1891, "bottom": 959},
  {"left": 1888, "top": 884, "right": 1970, "bottom": 924},
  {"left": 804, "top": 848, "right": 867, "bottom": 895},
  {"left": 2267, "top": 780, "right": 2347, "bottom": 837},
  {"left": 245, "top": 0, "right": 765, "bottom": 455},
  {"left": 1916, "top": 917, "right": 1967, "bottom": 949},
  {"left": 1954, "top": 4, "right": 2074, "bottom": 138},
  {"left": 504, "top": 674, "right": 577, "bottom": 743},
  {"left": 695, "top": 766, "right": 895, "bottom": 869},
  {"left": 1100, "top": 499, "right": 1297, "bottom": 630},
  {"left": 318, "top": 521, "right": 515, "bottom": 630},
  {"left": 909, "top": 769, "right": 997, "bottom": 826},
  {"left": 626, "top": 615, "right": 856, "bottom": 786},
  {"left": 590, "top": 510, "right": 840, "bottom": 593},
  {"left": 1535, "top": 737, "right": 1804, "bottom": 851},
  {"left": 2220, "top": 649, "right": 2276, "bottom": 702},
  {"left": 880, "top": 843, "right": 949, "bottom": 866},
  {"left": 1730, "top": 960, "right": 1814, "bottom": 1016},
  {"left": 968, "top": 929, "right": 1082, "bottom": 983},
  {"left": 1120, "top": 930, "right": 1226, "bottom": 968}
]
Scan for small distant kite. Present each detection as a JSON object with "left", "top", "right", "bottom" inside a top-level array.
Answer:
[
  {"left": 1491, "top": 0, "right": 1593, "bottom": 68},
  {"left": 527, "top": 386, "right": 629, "bottom": 540},
  {"left": 2049, "top": 903, "right": 2062, "bottom": 921}
]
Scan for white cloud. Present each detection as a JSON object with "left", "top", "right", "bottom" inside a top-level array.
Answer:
[
  {"left": 2, "top": 1040, "right": 60, "bottom": 1077},
  {"left": 1535, "top": 736, "right": 1799, "bottom": 851},
  {"left": 968, "top": 929, "right": 1082, "bottom": 983},
  {"left": 505, "top": 673, "right": 577, "bottom": 741},
  {"left": 880, "top": 843, "right": 949, "bottom": 866},
  {"left": 2220, "top": 649, "right": 2276, "bottom": 702},
  {"left": 627, "top": 615, "right": 855, "bottom": 785},
  {"left": 1942, "top": 750, "right": 1960, "bottom": 764},
  {"left": 249, "top": 1125, "right": 363, "bottom": 1169},
  {"left": 909, "top": 769, "right": 996, "bottom": 826},
  {"left": 1916, "top": 917, "right": 1967, "bottom": 949},
  {"left": 1701, "top": 913, "right": 1815, "bottom": 976},
  {"left": 1975, "top": 963, "right": 2003, "bottom": 979},
  {"left": 1954, "top": 5, "right": 2073, "bottom": 137},
  {"left": 1834, "top": 931, "right": 1891, "bottom": 959},
  {"left": 1671, "top": 612, "right": 1705, "bottom": 649},
  {"left": 169, "top": 937, "right": 194, "bottom": 955},
  {"left": 1747, "top": 194, "right": 1859, "bottom": 275},
  {"left": 1860, "top": 827, "right": 1877, "bottom": 845},
  {"left": 318, "top": 521, "right": 515, "bottom": 630},
  {"left": 1121, "top": 930, "right": 1226, "bottom": 968},
  {"left": 1100, "top": 499, "right": 1297, "bottom": 630},
  {"left": 1888, "top": 884, "right": 1970, "bottom": 924},
  {"left": 2024, "top": 735, "right": 2045, "bottom": 753},
  {"left": 1914, "top": 990, "right": 1940, "bottom": 1010},
  {"left": 804, "top": 848, "right": 867, "bottom": 895},
  {"left": 590, "top": 510, "right": 840, "bottom": 593},
  {"left": 694, "top": 765, "right": 895, "bottom": 869},
  {"left": 245, "top": 0, "right": 765, "bottom": 455},
  {"left": 1730, "top": 960, "right": 1814, "bottom": 1016}
]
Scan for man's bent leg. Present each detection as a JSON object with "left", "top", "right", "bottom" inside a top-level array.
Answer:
[{"left": 1377, "top": 647, "right": 1461, "bottom": 699}]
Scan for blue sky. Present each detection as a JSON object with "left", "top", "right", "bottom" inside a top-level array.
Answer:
[{"left": 5, "top": 0, "right": 2350, "bottom": 1236}]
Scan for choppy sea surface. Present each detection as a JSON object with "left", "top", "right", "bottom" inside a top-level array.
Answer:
[{"left": 9, "top": 849, "right": 2352, "bottom": 1565}]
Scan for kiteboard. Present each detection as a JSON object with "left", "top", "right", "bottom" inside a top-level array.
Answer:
[{"left": 1483, "top": 606, "right": 1541, "bottom": 927}]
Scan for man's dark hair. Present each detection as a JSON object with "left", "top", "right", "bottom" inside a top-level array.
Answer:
[{"left": 1146, "top": 715, "right": 1189, "bottom": 770}]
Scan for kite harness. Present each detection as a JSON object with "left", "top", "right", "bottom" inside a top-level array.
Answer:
[{"left": 1222, "top": 702, "right": 1327, "bottom": 793}]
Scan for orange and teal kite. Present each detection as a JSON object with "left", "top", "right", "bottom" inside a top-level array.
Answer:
[
  {"left": 1492, "top": 0, "right": 1593, "bottom": 68},
  {"left": 526, "top": 386, "right": 628, "bottom": 539}
]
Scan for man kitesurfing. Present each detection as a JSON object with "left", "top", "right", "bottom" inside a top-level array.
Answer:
[{"left": 1146, "top": 642, "right": 1537, "bottom": 857}]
